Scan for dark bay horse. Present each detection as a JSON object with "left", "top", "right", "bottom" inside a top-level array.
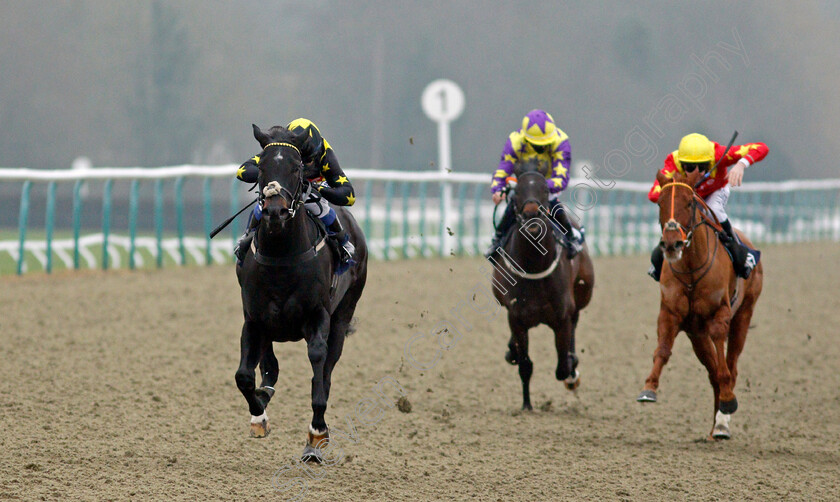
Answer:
[
  {"left": 637, "top": 169, "right": 763, "bottom": 439},
  {"left": 234, "top": 125, "right": 367, "bottom": 461},
  {"left": 491, "top": 159, "right": 595, "bottom": 410}
]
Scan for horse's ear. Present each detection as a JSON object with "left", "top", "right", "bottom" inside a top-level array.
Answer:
[
  {"left": 656, "top": 170, "right": 671, "bottom": 187},
  {"left": 684, "top": 168, "right": 703, "bottom": 186},
  {"left": 252, "top": 124, "right": 271, "bottom": 148}
]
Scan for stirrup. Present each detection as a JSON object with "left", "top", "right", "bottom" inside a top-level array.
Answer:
[{"left": 234, "top": 232, "right": 253, "bottom": 263}]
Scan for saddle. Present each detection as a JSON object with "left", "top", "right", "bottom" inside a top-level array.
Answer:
[{"left": 716, "top": 230, "right": 760, "bottom": 279}]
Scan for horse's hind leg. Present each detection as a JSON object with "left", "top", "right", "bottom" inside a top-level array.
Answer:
[
  {"left": 234, "top": 321, "right": 271, "bottom": 438},
  {"left": 508, "top": 314, "right": 533, "bottom": 411}
]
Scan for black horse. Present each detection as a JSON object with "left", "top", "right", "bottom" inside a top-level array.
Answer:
[
  {"left": 234, "top": 125, "right": 367, "bottom": 462},
  {"left": 491, "top": 158, "right": 594, "bottom": 410}
]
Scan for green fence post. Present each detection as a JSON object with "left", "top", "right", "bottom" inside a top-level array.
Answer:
[
  {"left": 401, "top": 183, "right": 410, "bottom": 259},
  {"left": 101, "top": 180, "right": 113, "bottom": 270},
  {"left": 383, "top": 180, "right": 393, "bottom": 261},
  {"left": 204, "top": 178, "right": 213, "bottom": 265},
  {"left": 419, "top": 182, "right": 427, "bottom": 257},
  {"left": 457, "top": 183, "right": 467, "bottom": 256},
  {"left": 473, "top": 184, "right": 482, "bottom": 256},
  {"left": 129, "top": 180, "right": 139, "bottom": 270},
  {"left": 16, "top": 181, "right": 31, "bottom": 275},
  {"left": 45, "top": 181, "right": 56, "bottom": 273},
  {"left": 72, "top": 180, "right": 83, "bottom": 270},
  {"left": 363, "top": 179, "right": 373, "bottom": 247},
  {"left": 155, "top": 179, "right": 164, "bottom": 268},
  {"left": 230, "top": 178, "right": 239, "bottom": 262},
  {"left": 175, "top": 177, "right": 186, "bottom": 265}
]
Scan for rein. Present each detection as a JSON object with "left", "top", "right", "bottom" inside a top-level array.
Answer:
[
  {"left": 259, "top": 142, "right": 310, "bottom": 219},
  {"left": 505, "top": 170, "right": 562, "bottom": 280},
  {"left": 501, "top": 243, "right": 563, "bottom": 280},
  {"left": 252, "top": 141, "right": 322, "bottom": 267},
  {"left": 659, "top": 182, "right": 723, "bottom": 291}
]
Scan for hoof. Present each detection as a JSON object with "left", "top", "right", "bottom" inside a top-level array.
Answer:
[
  {"left": 302, "top": 426, "right": 329, "bottom": 463},
  {"left": 719, "top": 397, "right": 738, "bottom": 414},
  {"left": 505, "top": 350, "right": 518, "bottom": 365},
  {"left": 249, "top": 412, "right": 270, "bottom": 438},
  {"left": 301, "top": 443, "right": 325, "bottom": 463},
  {"left": 564, "top": 369, "right": 580, "bottom": 391},
  {"left": 712, "top": 410, "right": 731, "bottom": 440},
  {"left": 521, "top": 402, "right": 533, "bottom": 411},
  {"left": 636, "top": 390, "right": 657, "bottom": 403}
]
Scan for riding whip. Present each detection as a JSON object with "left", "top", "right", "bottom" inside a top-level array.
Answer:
[
  {"left": 695, "top": 130, "right": 738, "bottom": 189},
  {"left": 209, "top": 197, "right": 259, "bottom": 239}
]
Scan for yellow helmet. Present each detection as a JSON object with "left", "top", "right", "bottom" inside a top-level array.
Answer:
[
  {"left": 677, "top": 133, "right": 715, "bottom": 163},
  {"left": 521, "top": 109, "right": 559, "bottom": 145}
]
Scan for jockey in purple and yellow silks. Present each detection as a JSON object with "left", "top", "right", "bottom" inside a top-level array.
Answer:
[{"left": 485, "top": 109, "right": 584, "bottom": 259}]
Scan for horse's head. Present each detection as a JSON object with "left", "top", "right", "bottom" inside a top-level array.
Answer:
[
  {"left": 512, "top": 158, "right": 551, "bottom": 234},
  {"left": 252, "top": 124, "right": 307, "bottom": 234},
  {"left": 656, "top": 169, "right": 703, "bottom": 262}
]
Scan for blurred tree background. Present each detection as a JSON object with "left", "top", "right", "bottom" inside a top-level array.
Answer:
[{"left": 0, "top": 0, "right": 838, "bottom": 181}]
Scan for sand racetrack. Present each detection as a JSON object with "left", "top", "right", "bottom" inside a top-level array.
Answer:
[{"left": 1, "top": 243, "right": 839, "bottom": 501}]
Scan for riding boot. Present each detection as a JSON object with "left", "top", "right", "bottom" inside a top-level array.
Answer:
[
  {"left": 648, "top": 245, "right": 664, "bottom": 281},
  {"left": 327, "top": 218, "right": 356, "bottom": 274},
  {"left": 234, "top": 207, "right": 261, "bottom": 264},
  {"left": 549, "top": 200, "right": 583, "bottom": 258},
  {"left": 485, "top": 200, "right": 516, "bottom": 259},
  {"left": 719, "top": 219, "right": 759, "bottom": 279}
]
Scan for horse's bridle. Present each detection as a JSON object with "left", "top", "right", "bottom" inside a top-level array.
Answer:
[
  {"left": 259, "top": 142, "right": 310, "bottom": 219},
  {"left": 659, "top": 181, "right": 725, "bottom": 290},
  {"left": 513, "top": 171, "right": 550, "bottom": 227}
]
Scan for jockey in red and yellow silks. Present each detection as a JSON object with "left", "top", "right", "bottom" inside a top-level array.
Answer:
[
  {"left": 647, "top": 133, "right": 768, "bottom": 281},
  {"left": 485, "top": 109, "right": 583, "bottom": 259}
]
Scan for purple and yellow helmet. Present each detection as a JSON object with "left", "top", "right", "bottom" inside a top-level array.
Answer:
[{"left": 521, "top": 109, "right": 559, "bottom": 146}]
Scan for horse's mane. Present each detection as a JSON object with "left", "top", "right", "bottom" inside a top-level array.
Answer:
[{"left": 515, "top": 157, "right": 550, "bottom": 178}]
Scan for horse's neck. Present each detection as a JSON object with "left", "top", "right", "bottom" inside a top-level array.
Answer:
[
  {"left": 508, "top": 223, "right": 557, "bottom": 272},
  {"left": 257, "top": 212, "right": 318, "bottom": 257}
]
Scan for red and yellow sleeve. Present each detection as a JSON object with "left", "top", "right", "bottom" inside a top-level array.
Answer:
[
  {"left": 648, "top": 155, "right": 677, "bottom": 203},
  {"left": 725, "top": 142, "right": 769, "bottom": 166}
]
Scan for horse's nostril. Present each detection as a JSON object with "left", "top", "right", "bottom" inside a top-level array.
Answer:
[
  {"left": 675, "top": 241, "right": 684, "bottom": 249},
  {"left": 658, "top": 240, "right": 665, "bottom": 250}
]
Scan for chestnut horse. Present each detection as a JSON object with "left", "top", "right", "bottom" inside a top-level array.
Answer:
[
  {"left": 492, "top": 158, "right": 595, "bottom": 410},
  {"left": 637, "top": 169, "right": 763, "bottom": 439}
]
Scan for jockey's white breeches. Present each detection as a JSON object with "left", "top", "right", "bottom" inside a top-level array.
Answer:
[{"left": 703, "top": 186, "right": 729, "bottom": 223}]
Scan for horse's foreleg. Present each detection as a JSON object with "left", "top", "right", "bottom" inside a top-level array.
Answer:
[
  {"left": 256, "top": 343, "right": 278, "bottom": 409},
  {"left": 707, "top": 308, "right": 736, "bottom": 414},
  {"left": 234, "top": 321, "right": 270, "bottom": 437},
  {"left": 508, "top": 315, "right": 532, "bottom": 411},
  {"left": 552, "top": 314, "right": 578, "bottom": 390},
  {"left": 637, "top": 309, "right": 680, "bottom": 403},
  {"left": 303, "top": 307, "right": 331, "bottom": 463},
  {"left": 726, "top": 299, "right": 755, "bottom": 395}
]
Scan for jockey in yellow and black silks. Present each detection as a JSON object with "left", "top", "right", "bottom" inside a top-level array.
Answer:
[
  {"left": 485, "top": 109, "right": 584, "bottom": 259},
  {"left": 234, "top": 118, "right": 357, "bottom": 273}
]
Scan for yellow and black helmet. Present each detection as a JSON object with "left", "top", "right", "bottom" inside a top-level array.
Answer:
[{"left": 286, "top": 118, "right": 325, "bottom": 163}]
